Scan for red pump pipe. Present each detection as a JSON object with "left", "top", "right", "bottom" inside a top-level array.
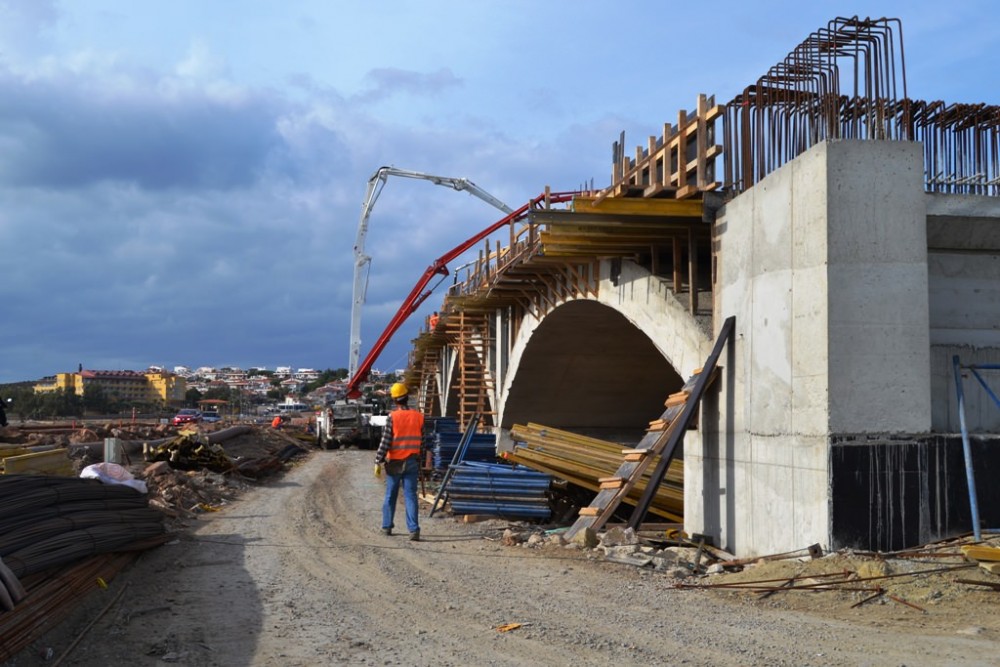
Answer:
[{"left": 346, "top": 190, "right": 579, "bottom": 398}]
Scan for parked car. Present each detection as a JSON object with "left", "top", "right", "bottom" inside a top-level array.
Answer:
[
  {"left": 172, "top": 408, "right": 203, "bottom": 426},
  {"left": 202, "top": 411, "right": 222, "bottom": 423}
]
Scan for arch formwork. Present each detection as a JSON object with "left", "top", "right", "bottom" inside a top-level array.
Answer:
[{"left": 497, "top": 260, "right": 710, "bottom": 449}]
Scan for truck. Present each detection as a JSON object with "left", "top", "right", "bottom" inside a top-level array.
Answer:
[{"left": 316, "top": 400, "right": 384, "bottom": 450}]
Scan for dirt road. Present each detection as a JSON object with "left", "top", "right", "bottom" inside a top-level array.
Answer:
[{"left": 11, "top": 450, "right": 1000, "bottom": 666}]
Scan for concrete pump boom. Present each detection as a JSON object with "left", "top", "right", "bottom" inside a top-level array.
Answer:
[
  {"left": 345, "top": 190, "right": 579, "bottom": 400},
  {"left": 349, "top": 166, "right": 513, "bottom": 383}
]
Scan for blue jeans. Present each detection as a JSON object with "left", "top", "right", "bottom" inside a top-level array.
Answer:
[{"left": 382, "top": 457, "right": 420, "bottom": 533}]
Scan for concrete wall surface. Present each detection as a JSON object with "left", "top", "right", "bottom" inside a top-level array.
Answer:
[
  {"left": 694, "top": 140, "right": 931, "bottom": 556},
  {"left": 926, "top": 194, "right": 1000, "bottom": 432}
]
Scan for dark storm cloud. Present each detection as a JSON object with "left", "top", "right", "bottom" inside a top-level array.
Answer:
[{"left": 0, "top": 67, "right": 284, "bottom": 190}]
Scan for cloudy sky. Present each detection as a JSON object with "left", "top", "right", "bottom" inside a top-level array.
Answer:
[{"left": 0, "top": 1, "right": 995, "bottom": 383}]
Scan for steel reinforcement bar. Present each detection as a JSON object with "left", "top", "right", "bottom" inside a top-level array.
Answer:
[{"left": 723, "top": 16, "right": 1000, "bottom": 197}]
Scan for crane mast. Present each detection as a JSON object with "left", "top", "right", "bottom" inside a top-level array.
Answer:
[{"left": 349, "top": 167, "right": 513, "bottom": 383}]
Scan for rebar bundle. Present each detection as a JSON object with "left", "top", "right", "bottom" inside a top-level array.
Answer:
[
  {"left": 724, "top": 16, "right": 1000, "bottom": 197},
  {"left": 911, "top": 100, "right": 1000, "bottom": 195},
  {"left": 724, "top": 16, "right": 908, "bottom": 192},
  {"left": 0, "top": 475, "right": 165, "bottom": 613}
]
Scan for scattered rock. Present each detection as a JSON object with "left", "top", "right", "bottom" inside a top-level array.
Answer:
[
  {"left": 570, "top": 527, "right": 598, "bottom": 549},
  {"left": 856, "top": 560, "right": 889, "bottom": 580},
  {"left": 658, "top": 565, "right": 691, "bottom": 579},
  {"left": 526, "top": 533, "right": 545, "bottom": 547},
  {"left": 603, "top": 545, "right": 640, "bottom": 559},
  {"left": 502, "top": 529, "right": 525, "bottom": 546},
  {"left": 600, "top": 526, "right": 639, "bottom": 547},
  {"left": 605, "top": 551, "right": 653, "bottom": 568}
]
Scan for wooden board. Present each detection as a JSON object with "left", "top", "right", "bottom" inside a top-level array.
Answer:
[
  {"left": 664, "top": 392, "right": 689, "bottom": 408},
  {"left": 962, "top": 545, "right": 1000, "bottom": 562},
  {"left": 2, "top": 449, "right": 72, "bottom": 475}
]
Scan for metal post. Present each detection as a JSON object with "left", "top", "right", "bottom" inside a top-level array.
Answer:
[
  {"left": 429, "top": 413, "right": 481, "bottom": 517},
  {"left": 952, "top": 355, "right": 982, "bottom": 541},
  {"left": 103, "top": 437, "right": 122, "bottom": 465}
]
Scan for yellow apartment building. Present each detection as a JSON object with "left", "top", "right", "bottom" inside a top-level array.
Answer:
[{"left": 34, "top": 369, "right": 187, "bottom": 406}]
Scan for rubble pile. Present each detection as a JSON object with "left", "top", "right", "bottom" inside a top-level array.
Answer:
[
  {"left": 497, "top": 522, "right": 1000, "bottom": 615},
  {"left": 0, "top": 422, "right": 176, "bottom": 450},
  {"left": 144, "top": 435, "right": 235, "bottom": 473}
]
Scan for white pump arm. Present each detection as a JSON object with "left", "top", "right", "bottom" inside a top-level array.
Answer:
[{"left": 349, "top": 166, "right": 513, "bottom": 381}]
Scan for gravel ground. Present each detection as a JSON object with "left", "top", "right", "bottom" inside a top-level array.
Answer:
[{"left": 7, "top": 449, "right": 1000, "bottom": 666}]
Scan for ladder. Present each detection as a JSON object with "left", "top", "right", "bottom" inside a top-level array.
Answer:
[
  {"left": 448, "top": 312, "right": 496, "bottom": 430},
  {"left": 564, "top": 316, "right": 735, "bottom": 540},
  {"left": 418, "top": 347, "right": 442, "bottom": 415}
]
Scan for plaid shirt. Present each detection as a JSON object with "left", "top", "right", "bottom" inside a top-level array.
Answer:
[{"left": 374, "top": 412, "right": 395, "bottom": 464}]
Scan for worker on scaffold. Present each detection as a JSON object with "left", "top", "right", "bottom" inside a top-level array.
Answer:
[
  {"left": 374, "top": 382, "right": 424, "bottom": 541},
  {"left": 428, "top": 311, "right": 439, "bottom": 331}
]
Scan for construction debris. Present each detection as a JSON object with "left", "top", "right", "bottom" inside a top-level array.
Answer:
[
  {"left": 143, "top": 434, "right": 235, "bottom": 473},
  {"left": 0, "top": 422, "right": 312, "bottom": 662}
]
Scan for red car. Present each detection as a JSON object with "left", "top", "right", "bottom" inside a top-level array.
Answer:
[{"left": 172, "top": 409, "right": 203, "bottom": 426}]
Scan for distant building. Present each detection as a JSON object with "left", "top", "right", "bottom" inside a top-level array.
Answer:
[
  {"left": 280, "top": 378, "right": 305, "bottom": 394},
  {"left": 246, "top": 376, "right": 273, "bottom": 396},
  {"left": 34, "top": 368, "right": 187, "bottom": 405},
  {"left": 309, "top": 383, "right": 344, "bottom": 405}
]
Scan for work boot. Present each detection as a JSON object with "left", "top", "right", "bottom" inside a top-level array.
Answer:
[
  {"left": 409, "top": 530, "right": 420, "bottom": 542},
  {"left": 381, "top": 527, "right": 392, "bottom": 536}
]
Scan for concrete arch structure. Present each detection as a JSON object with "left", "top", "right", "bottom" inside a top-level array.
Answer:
[
  {"left": 496, "top": 259, "right": 712, "bottom": 449},
  {"left": 413, "top": 139, "right": 1000, "bottom": 558}
]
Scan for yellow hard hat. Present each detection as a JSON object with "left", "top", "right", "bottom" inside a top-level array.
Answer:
[{"left": 390, "top": 382, "right": 409, "bottom": 399}]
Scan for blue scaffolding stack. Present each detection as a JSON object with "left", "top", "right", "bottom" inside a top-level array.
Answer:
[
  {"left": 430, "top": 431, "right": 498, "bottom": 469},
  {"left": 445, "top": 461, "right": 552, "bottom": 520}
]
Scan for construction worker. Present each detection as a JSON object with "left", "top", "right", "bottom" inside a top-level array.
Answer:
[
  {"left": 271, "top": 414, "right": 284, "bottom": 429},
  {"left": 428, "top": 311, "right": 439, "bottom": 331},
  {"left": 374, "top": 382, "right": 424, "bottom": 541}
]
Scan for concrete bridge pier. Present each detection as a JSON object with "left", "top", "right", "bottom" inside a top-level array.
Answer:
[{"left": 693, "top": 140, "right": 933, "bottom": 556}]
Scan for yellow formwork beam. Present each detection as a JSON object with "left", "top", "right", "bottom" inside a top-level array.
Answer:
[
  {"left": 572, "top": 195, "right": 703, "bottom": 218},
  {"left": 2, "top": 448, "right": 73, "bottom": 475}
]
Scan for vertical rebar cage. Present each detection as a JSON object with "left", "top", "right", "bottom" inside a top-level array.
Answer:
[{"left": 722, "top": 16, "right": 1000, "bottom": 197}]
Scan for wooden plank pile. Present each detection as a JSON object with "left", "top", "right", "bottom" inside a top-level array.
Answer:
[{"left": 503, "top": 423, "right": 683, "bottom": 522}]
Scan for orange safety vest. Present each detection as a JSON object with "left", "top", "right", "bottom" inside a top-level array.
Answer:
[
  {"left": 387, "top": 409, "right": 424, "bottom": 461},
  {"left": 271, "top": 415, "right": 282, "bottom": 429}
]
